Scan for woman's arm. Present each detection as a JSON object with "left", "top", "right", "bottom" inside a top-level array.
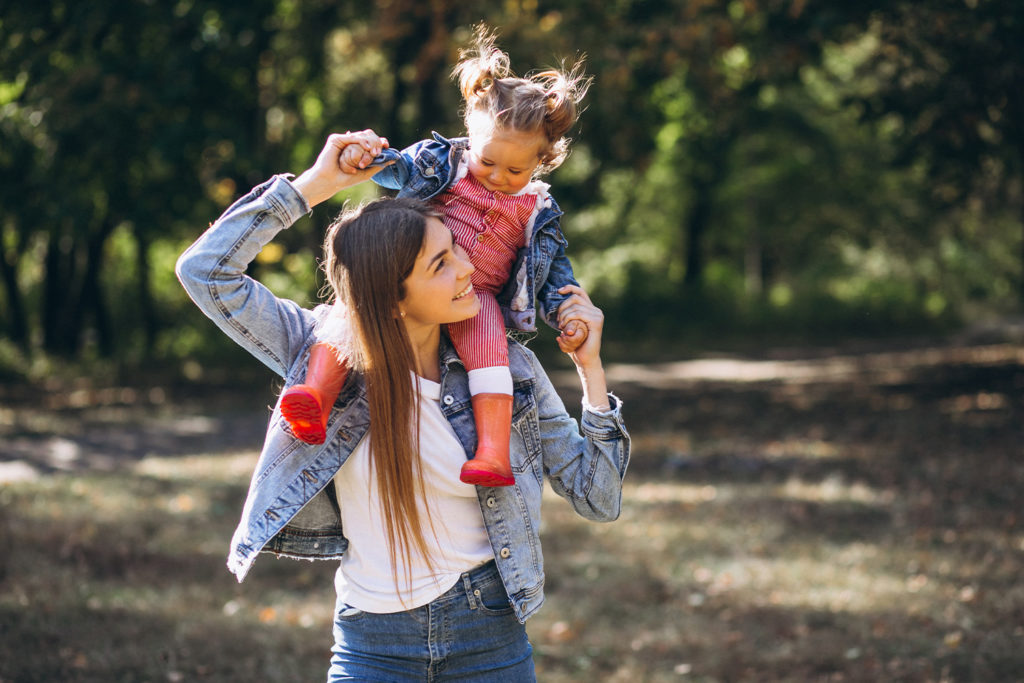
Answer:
[
  {"left": 175, "top": 133, "right": 384, "bottom": 376},
  {"left": 536, "top": 285, "right": 629, "bottom": 520}
]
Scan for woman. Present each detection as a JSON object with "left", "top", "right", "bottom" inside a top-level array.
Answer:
[{"left": 176, "top": 132, "right": 630, "bottom": 681}]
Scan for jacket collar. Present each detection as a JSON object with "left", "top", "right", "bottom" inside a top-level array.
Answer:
[
  {"left": 439, "top": 332, "right": 464, "bottom": 369},
  {"left": 431, "top": 131, "right": 469, "bottom": 150}
]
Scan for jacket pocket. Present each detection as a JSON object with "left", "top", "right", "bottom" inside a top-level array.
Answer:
[{"left": 511, "top": 383, "right": 540, "bottom": 475}]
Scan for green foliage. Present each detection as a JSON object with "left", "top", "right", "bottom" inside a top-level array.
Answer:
[{"left": 0, "top": 0, "right": 1021, "bottom": 371}]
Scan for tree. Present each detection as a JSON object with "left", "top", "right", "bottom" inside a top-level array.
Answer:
[
  {"left": 840, "top": 0, "right": 1024, "bottom": 305},
  {"left": 0, "top": 1, "right": 279, "bottom": 357}
]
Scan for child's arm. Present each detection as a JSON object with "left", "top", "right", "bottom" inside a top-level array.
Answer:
[
  {"left": 536, "top": 235, "right": 589, "bottom": 352},
  {"left": 366, "top": 137, "right": 439, "bottom": 191}
]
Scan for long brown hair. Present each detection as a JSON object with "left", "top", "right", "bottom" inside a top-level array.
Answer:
[
  {"left": 322, "top": 197, "right": 440, "bottom": 593},
  {"left": 453, "top": 24, "right": 591, "bottom": 174}
]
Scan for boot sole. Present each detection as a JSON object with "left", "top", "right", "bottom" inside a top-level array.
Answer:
[
  {"left": 460, "top": 468, "right": 515, "bottom": 487},
  {"left": 280, "top": 389, "right": 327, "bottom": 444}
]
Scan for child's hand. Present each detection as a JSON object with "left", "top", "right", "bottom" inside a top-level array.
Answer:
[
  {"left": 555, "top": 285, "right": 602, "bottom": 367},
  {"left": 557, "top": 318, "right": 589, "bottom": 353},
  {"left": 339, "top": 145, "right": 369, "bottom": 174},
  {"left": 337, "top": 129, "right": 389, "bottom": 174}
]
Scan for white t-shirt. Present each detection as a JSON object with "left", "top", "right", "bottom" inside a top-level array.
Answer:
[{"left": 333, "top": 375, "right": 495, "bottom": 612}]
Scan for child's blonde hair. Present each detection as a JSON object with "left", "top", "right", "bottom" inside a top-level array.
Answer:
[{"left": 452, "top": 26, "right": 591, "bottom": 175}]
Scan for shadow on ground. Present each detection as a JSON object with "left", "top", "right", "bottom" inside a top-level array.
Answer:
[{"left": 1, "top": 339, "right": 1022, "bottom": 681}]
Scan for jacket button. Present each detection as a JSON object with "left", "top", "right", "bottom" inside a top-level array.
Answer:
[
  {"left": 486, "top": 497, "right": 496, "bottom": 508},
  {"left": 500, "top": 547, "right": 511, "bottom": 559},
  {"left": 443, "top": 395, "right": 454, "bottom": 406},
  {"left": 424, "top": 167, "right": 435, "bottom": 177}
]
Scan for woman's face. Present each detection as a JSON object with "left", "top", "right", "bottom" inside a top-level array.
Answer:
[{"left": 399, "top": 217, "right": 479, "bottom": 327}]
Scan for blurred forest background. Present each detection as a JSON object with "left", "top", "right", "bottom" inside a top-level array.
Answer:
[
  {"left": 3, "top": 2, "right": 1024, "bottom": 682},
  {"left": 1, "top": 0, "right": 1022, "bottom": 376}
]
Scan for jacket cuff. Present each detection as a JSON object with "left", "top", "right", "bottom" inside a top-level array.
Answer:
[
  {"left": 581, "top": 393, "right": 626, "bottom": 435},
  {"left": 270, "top": 174, "right": 312, "bottom": 221}
]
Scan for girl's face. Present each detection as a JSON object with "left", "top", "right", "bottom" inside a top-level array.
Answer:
[
  {"left": 399, "top": 217, "right": 479, "bottom": 328},
  {"left": 466, "top": 125, "right": 545, "bottom": 195}
]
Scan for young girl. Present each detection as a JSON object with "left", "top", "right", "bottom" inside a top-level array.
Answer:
[{"left": 281, "top": 28, "right": 591, "bottom": 489}]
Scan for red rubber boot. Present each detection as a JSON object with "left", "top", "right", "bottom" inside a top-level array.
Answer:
[
  {"left": 280, "top": 343, "right": 349, "bottom": 444},
  {"left": 459, "top": 393, "right": 515, "bottom": 487}
]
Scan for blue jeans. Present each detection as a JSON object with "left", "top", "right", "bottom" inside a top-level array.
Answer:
[{"left": 328, "top": 560, "right": 536, "bottom": 681}]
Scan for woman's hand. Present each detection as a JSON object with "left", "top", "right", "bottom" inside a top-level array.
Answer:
[
  {"left": 556, "top": 285, "right": 610, "bottom": 410},
  {"left": 292, "top": 131, "right": 391, "bottom": 207},
  {"left": 556, "top": 285, "right": 602, "bottom": 364}
]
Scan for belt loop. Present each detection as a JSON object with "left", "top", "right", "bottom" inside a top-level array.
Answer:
[{"left": 462, "top": 572, "right": 478, "bottom": 611}]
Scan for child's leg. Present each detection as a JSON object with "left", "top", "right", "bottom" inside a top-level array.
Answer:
[
  {"left": 448, "top": 293, "right": 515, "bottom": 487},
  {"left": 280, "top": 342, "right": 350, "bottom": 445}
]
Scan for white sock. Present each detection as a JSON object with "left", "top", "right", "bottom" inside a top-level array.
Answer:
[{"left": 467, "top": 366, "right": 513, "bottom": 396}]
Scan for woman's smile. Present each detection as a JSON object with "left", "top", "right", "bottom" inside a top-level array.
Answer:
[{"left": 399, "top": 217, "right": 480, "bottom": 327}]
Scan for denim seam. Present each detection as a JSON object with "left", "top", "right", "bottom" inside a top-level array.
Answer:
[{"left": 207, "top": 210, "right": 285, "bottom": 370}]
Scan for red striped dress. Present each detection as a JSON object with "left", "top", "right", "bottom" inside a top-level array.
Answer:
[{"left": 439, "top": 172, "right": 539, "bottom": 371}]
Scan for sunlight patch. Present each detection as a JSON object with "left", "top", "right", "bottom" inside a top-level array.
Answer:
[
  {"left": 777, "top": 474, "right": 889, "bottom": 505},
  {"left": 133, "top": 452, "right": 257, "bottom": 484}
]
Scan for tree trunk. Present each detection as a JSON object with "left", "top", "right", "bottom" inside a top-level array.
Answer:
[
  {"left": 1020, "top": 196, "right": 1024, "bottom": 310},
  {"left": 0, "top": 220, "right": 28, "bottom": 347},
  {"left": 136, "top": 231, "right": 157, "bottom": 357},
  {"left": 681, "top": 132, "right": 733, "bottom": 296},
  {"left": 73, "top": 226, "right": 114, "bottom": 356},
  {"left": 745, "top": 197, "right": 763, "bottom": 297},
  {"left": 683, "top": 178, "right": 713, "bottom": 294},
  {"left": 42, "top": 226, "right": 79, "bottom": 356},
  {"left": 43, "top": 220, "right": 116, "bottom": 357}
]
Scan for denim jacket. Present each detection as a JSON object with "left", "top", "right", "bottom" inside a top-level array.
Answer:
[
  {"left": 175, "top": 175, "right": 630, "bottom": 623},
  {"left": 370, "top": 131, "right": 577, "bottom": 333}
]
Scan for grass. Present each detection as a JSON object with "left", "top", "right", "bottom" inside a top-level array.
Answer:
[{"left": 2, "top": 340, "right": 1023, "bottom": 681}]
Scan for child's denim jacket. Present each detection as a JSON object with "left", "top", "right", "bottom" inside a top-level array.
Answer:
[
  {"left": 371, "top": 132, "right": 577, "bottom": 334},
  {"left": 175, "top": 175, "right": 630, "bottom": 623}
]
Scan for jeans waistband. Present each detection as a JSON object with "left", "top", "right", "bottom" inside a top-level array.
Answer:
[{"left": 465, "top": 559, "right": 497, "bottom": 582}]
